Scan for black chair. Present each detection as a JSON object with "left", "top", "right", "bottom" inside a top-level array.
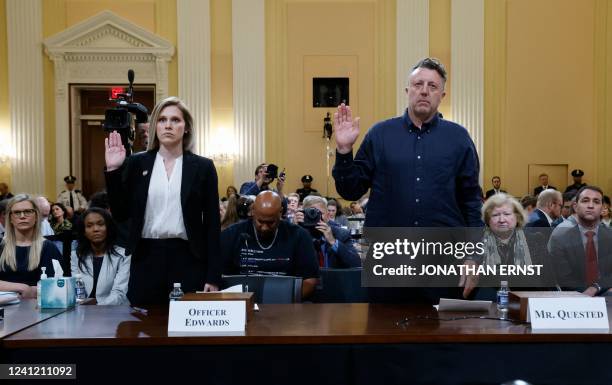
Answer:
[
  {"left": 313, "top": 267, "right": 368, "bottom": 303},
  {"left": 221, "top": 275, "right": 302, "bottom": 304}
]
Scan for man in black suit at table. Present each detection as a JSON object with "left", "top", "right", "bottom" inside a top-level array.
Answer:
[
  {"left": 484, "top": 176, "right": 507, "bottom": 200},
  {"left": 533, "top": 173, "right": 556, "bottom": 196},
  {"left": 549, "top": 186, "right": 612, "bottom": 295}
]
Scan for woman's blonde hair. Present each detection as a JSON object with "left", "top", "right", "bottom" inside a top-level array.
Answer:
[
  {"left": 482, "top": 193, "right": 528, "bottom": 228},
  {"left": 0, "top": 194, "right": 44, "bottom": 272},
  {"left": 146, "top": 96, "right": 195, "bottom": 152}
]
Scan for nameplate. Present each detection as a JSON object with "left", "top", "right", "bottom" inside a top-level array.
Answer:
[
  {"left": 168, "top": 301, "right": 246, "bottom": 336},
  {"left": 528, "top": 297, "right": 609, "bottom": 333}
]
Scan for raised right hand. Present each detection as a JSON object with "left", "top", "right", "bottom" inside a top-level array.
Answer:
[
  {"left": 334, "top": 103, "right": 360, "bottom": 154},
  {"left": 105, "top": 131, "right": 126, "bottom": 171}
]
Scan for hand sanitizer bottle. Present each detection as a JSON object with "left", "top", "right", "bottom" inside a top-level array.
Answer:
[{"left": 37, "top": 267, "right": 47, "bottom": 309}]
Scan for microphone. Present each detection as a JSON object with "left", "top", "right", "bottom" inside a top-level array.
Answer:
[{"left": 127, "top": 69, "right": 135, "bottom": 101}]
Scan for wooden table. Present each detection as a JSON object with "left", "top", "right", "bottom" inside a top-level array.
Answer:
[{"left": 2, "top": 302, "right": 611, "bottom": 384}]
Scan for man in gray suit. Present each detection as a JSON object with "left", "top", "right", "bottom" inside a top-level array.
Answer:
[{"left": 548, "top": 186, "right": 612, "bottom": 296}]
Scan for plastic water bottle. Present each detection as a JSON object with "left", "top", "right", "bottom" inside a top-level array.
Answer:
[
  {"left": 75, "top": 274, "right": 87, "bottom": 303},
  {"left": 169, "top": 283, "right": 184, "bottom": 301},
  {"left": 37, "top": 267, "right": 47, "bottom": 308},
  {"left": 496, "top": 280, "right": 509, "bottom": 317}
]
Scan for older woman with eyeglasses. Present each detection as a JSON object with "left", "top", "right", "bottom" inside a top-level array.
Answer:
[
  {"left": 460, "top": 193, "right": 550, "bottom": 299},
  {"left": 0, "top": 194, "right": 63, "bottom": 298}
]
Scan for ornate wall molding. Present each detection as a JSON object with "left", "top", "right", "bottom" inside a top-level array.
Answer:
[
  {"left": 7, "top": 0, "right": 45, "bottom": 195},
  {"left": 396, "top": 0, "right": 429, "bottom": 116},
  {"left": 451, "top": 0, "right": 484, "bottom": 183},
  {"left": 177, "top": 0, "right": 212, "bottom": 157},
  {"left": 233, "top": 0, "right": 265, "bottom": 187},
  {"left": 43, "top": 11, "right": 175, "bottom": 193}
]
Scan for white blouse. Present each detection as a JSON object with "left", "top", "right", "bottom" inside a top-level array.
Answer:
[{"left": 141, "top": 153, "right": 188, "bottom": 240}]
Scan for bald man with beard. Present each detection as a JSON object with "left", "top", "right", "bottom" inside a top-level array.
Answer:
[{"left": 221, "top": 191, "right": 319, "bottom": 299}]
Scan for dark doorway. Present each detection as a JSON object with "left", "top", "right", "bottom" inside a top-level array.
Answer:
[{"left": 78, "top": 87, "right": 155, "bottom": 198}]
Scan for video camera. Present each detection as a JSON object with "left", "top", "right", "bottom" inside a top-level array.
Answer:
[{"left": 103, "top": 69, "right": 149, "bottom": 156}]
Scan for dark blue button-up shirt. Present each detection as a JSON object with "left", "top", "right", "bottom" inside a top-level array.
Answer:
[{"left": 332, "top": 111, "right": 483, "bottom": 227}]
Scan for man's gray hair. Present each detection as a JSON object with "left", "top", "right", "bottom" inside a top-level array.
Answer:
[
  {"left": 303, "top": 195, "right": 328, "bottom": 209},
  {"left": 537, "top": 189, "right": 562, "bottom": 209}
]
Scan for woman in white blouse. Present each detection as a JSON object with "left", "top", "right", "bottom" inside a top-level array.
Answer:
[
  {"left": 71, "top": 207, "right": 130, "bottom": 305},
  {"left": 104, "top": 97, "right": 221, "bottom": 305}
]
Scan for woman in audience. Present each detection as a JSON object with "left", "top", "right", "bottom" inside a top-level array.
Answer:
[
  {"left": 461, "top": 193, "right": 549, "bottom": 299},
  {"left": 49, "top": 202, "right": 72, "bottom": 235},
  {"left": 226, "top": 185, "right": 238, "bottom": 200},
  {"left": 0, "top": 194, "right": 62, "bottom": 297},
  {"left": 221, "top": 194, "right": 241, "bottom": 231},
  {"left": 327, "top": 199, "right": 349, "bottom": 227},
  {"left": 105, "top": 96, "right": 221, "bottom": 305},
  {"left": 71, "top": 207, "right": 130, "bottom": 305}
]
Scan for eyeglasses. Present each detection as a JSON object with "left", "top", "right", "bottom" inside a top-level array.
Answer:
[{"left": 11, "top": 209, "right": 36, "bottom": 217}]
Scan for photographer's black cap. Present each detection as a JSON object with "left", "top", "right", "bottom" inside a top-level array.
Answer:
[
  {"left": 64, "top": 175, "right": 77, "bottom": 184},
  {"left": 301, "top": 175, "right": 313, "bottom": 183},
  {"left": 571, "top": 169, "right": 584, "bottom": 177}
]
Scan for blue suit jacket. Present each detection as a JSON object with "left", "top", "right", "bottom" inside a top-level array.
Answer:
[{"left": 321, "top": 225, "right": 361, "bottom": 268}]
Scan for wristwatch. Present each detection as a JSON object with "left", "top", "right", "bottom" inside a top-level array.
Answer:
[{"left": 590, "top": 282, "right": 602, "bottom": 294}]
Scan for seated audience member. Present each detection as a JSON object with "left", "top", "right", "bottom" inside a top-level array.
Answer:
[
  {"left": 225, "top": 185, "right": 238, "bottom": 200},
  {"left": 526, "top": 189, "right": 562, "bottom": 228},
  {"left": 221, "top": 194, "right": 241, "bottom": 231},
  {"left": 34, "top": 196, "right": 54, "bottom": 236},
  {"left": 285, "top": 192, "right": 300, "bottom": 222},
  {"left": 296, "top": 175, "right": 318, "bottom": 202},
  {"left": 549, "top": 186, "right": 612, "bottom": 296},
  {"left": 461, "top": 193, "right": 549, "bottom": 299},
  {"left": 520, "top": 195, "right": 537, "bottom": 215},
  {"left": 602, "top": 195, "right": 611, "bottom": 228},
  {"left": 533, "top": 173, "right": 557, "bottom": 196},
  {"left": 50, "top": 202, "right": 73, "bottom": 235},
  {"left": 349, "top": 201, "right": 364, "bottom": 217},
  {"left": 484, "top": 176, "right": 507, "bottom": 199},
  {"left": 221, "top": 191, "right": 319, "bottom": 299},
  {"left": 0, "top": 195, "right": 61, "bottom": 297},
  {"left": 71, "top": 208, "right": 130, "bottom": 305},
  {"left": 295, "top": 196, "right": 361, "bottom": 268},
  {"left": 552, "top": 192, "right": 577, "bottom": 228},
  {"left": 0, "top": 182, "right": 14, "bottom": 201},
  {"left": 0, "top": 199, "right": 7, "bottom": 238},
  {"left": 240, "top": 163, "right": 286, "bottom": 197},
  {"left": 219, "top": 200, "right": 228, "bottom": 221},
  {"left": 326, "top": 199, "right": 349, "bottom": 227},
  {"left": 89, "top": 191, "right": 129, "bottom": 251}
]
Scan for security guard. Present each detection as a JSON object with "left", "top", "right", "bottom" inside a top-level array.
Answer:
[
  {"left": 296, "top": 174, "right": 318, "bottom": 202},
  {"left": 57, "top": 175, "right": 88, "bottom": 213},
  {"left": 564, "top": 169, "right": 587, "bottom": 194}
]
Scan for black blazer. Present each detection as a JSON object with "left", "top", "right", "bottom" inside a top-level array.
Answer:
[
  {"left": 105, "top": 150, "right": 221, "bottom": 285},
  {"left": 533, "top": 185, "right": 556, "bottom": 196},
  {"left": 549, "top": 224, "right": 612, "bottom": 291},
  {"left": 484, "top": 189, "right": 507, "bottom": 199},
  {"left": 526, "top": 209, "right": 551, "bottom": 228}
]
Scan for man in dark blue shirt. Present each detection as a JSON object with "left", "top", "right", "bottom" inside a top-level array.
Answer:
[{"left": 332, "top": 58, "right": 483, "bottom": 228}]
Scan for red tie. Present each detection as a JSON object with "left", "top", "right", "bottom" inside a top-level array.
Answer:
[{"left": 585, "top": 231, "right": 599, "bottom": 285}]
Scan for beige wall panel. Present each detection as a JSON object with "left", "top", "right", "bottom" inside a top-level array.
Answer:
[
  {"left": 66, "top": 0, "right": 155, "bottom": 31},
  {"left": 0, "top": 0, "right": 11, "bottom": 188},
  {"left": 284, "top": 1, "right": 375, "bottom": 197},
  {"left": 504, "top": 0, "right": 595, "bottom": 196}
]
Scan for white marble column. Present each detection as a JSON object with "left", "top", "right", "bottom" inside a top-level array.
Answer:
[
  {"left": 451, "top": 0, "right": 484, "bottom": 181},
  {"left": 396, "top": 0, "right": 429, "bottom": 115},
  {"left": 232, "top": 0, "right": 265, "bottom": 187},
  {"left": 6, "top": 0, "right": 45, "bottom": 195},
  {"left": 177, "top": 0, "right": 212, "bottom": 156}
]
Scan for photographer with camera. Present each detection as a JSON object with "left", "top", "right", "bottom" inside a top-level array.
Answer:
[
  {"left": 221, "top": 191, "right": 319, "bottom": 299},
  {"left": 295, "top": 196, "right": 361, "bottom": 268},
  {"left": 239, "top": 163, "right": 286, "bottom": 198},
  {"left": 105, "top": 96, "right": 221, "bottom": 305}
]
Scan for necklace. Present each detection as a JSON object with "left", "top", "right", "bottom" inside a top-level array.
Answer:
[{"left": 252, "top": 222, "right": 278, "bottom": 250}]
